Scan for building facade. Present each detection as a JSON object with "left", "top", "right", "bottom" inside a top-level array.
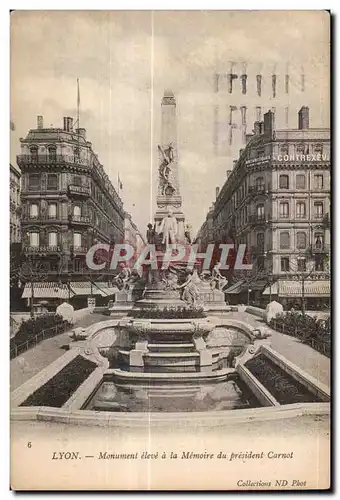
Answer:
[
  {"left": 212, "top": 61, "right": 328, "bottom": 183},
  {"left": 211, "top": 107, "right": 330, "bottom": 308},
  {"left": 16, "top": 115, "right": 125, "bottom": 306},
  {"left": 10, "top": 163, "right": 21, "bottom": 244}
]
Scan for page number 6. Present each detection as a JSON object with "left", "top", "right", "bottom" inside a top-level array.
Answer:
[{"left": 27, "top": 442, "right": 32, "bottom": 448}]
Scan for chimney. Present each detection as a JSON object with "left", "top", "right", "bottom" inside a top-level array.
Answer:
[
  {"left": 63, "top": 116, "right": 73, "bottom": 132},
  {"left": 298, "top": 106, "right": 309, "bottom": 130},
  {"left": 216, "top": 186, "right": 220, "bottom": 198},
  {"left": 232, "top": 160, "right": 237, "bottom": 168},
  {"left": 37, "top": 116, "right": 43, "bottom": 129},
  {"left": 239, "top": 149, "right": 244, "bottom": 157},
  {"left": 264, "top": 110, "right": 275, "bottom": 136},
  {"left": 76, "top": 128, "right": 86, "bottom": 140},
  {"left": 226, "top": 170, "right": 232, "bottom": 178}
]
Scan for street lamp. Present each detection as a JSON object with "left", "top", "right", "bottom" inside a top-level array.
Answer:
[{"left": 247, "top": 287, "right": 252, "bottom": 305}]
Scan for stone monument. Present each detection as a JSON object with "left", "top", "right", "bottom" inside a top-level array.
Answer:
[{"left": 154, "top": 90, "right": 186, "bottom": 244}]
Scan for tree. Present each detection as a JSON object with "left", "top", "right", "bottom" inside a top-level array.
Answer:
[{"left": 13, "top": 256, "right": 49, "bottom": 317}]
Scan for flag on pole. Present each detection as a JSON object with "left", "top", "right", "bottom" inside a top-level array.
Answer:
[{"left": 118, "top": 174, "right": 123, "bottom": 190}]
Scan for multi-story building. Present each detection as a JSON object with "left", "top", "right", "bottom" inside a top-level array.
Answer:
[
  {"left": 10, "top": 163, "right": 21, "bottom": 244},
  {"left": 194, "top": 203, "right": 215, "bottom": 254},
  {"left": 211, "top": 106, "right": 330, "bottom": 309},
  {"left": 16, "top": 115, "right": 125, "bottom": 307},
  {"left": 212, "top": 61, "right": 327, "bottom": 182}
]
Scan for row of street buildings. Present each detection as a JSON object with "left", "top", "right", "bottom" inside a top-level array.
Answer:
[
  {"left": 10, "top": 115, "right": 145, "bottom": 310},
  {"left": 195, "top": 106, "right": 331, "bottom": 310}
]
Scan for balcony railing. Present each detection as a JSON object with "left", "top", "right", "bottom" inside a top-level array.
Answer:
[
  {"left": 248, "top": 185, "right": 268, "bottom": 196},
  {"left": 68, "top": 184, "right": 91, "bottom": 197},
  {"left": 249, "top": 214, "right": 267, "bottom": 225},
  {"left": 311, "top": 243, "right": 330, "bottom": 254},
  {"left": 17, "top": 154, "right": 89, "bottom": 167},
  {"left": 24, "top": 245, "right": 62, "bottom": 253}
]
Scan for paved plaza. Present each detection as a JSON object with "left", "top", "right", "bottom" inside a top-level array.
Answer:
[{"left": 10, "top": 310, "right": 109, "bottom": 391}]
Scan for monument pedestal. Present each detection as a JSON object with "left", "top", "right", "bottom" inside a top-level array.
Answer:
[{"left": 109, "top": 290, "right": 133, "bottom": 317}]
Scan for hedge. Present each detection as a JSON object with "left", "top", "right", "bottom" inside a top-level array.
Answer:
[
  {"left": 269, "top": 312, "right": 331, "bottom": 358},
  {"left": 10, "top": 314, "right": 72, "bottom": 356}
]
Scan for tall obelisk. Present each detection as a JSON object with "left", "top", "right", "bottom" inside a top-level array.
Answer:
[{"left": 154, "top": 90, "right": 185, "bottom": 243}]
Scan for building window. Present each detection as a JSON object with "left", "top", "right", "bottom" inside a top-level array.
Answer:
[
  {"left": 315, "top": 255, "right": 325, "bottom": 271},
  {"left": 29, "top": 232, "right": 39, "bottom": 247},
  {"left": 73, "top": 175, "right": 82, "bottom": 186},
  {"left": 297, "top": 258, "right": 306, "bottom": 272},
  {"left": 314, "top": 202, "right": 324, "bottom": 218},
  {"left": 296, "top": 201, "right": 306, "bottom": 218},
  {"left": 296, "top": 232, "right": 307, "bottom": 249},
  {"left": 314, "top": 174, "right": 324, "bottom": 189},
  {"left": 28, "top": 174, "right": 40, "bottom": 191},
  {"left": 256, "top": 232, "right": 264, "bottom": 251},
  {"left": 48, "top": 203, "right": 57, "bottom": 218},
  {"left": 279, "top": 175, "right": 289, "bottom": 189},
  {"left": 256, "top": 204, "right": 265, "bottom": 218},
  {"left": 280, "top": 232, "right": 290, "bottom": 249},
  {"left": 255, "top": 177, "right": 265, "bottom": 190},
  {"left": 256, "top": 74, "right": 262, "bottom": 96},
  {"left": 296, "top": 174, "right": 306, "bottom": 189},
  {"left": 279, "top": 202, "right": 289, "bottom": 218},
  {"left": 48, "top": 146, "right": 57, "bottom": 161},
  {"left": 73, "top": 205, "right": 81, "bottom": 217},
  {"left": 73, "top": 233, "right": 81, "bottom": 247},
  {"left": 314, "top": 233, "right": 324, "bottom": 249},
  {"left": 30, "top": 203, "right": 39, "bottom": 218},
  {"left": 314, "top": 143, "right": 323, "bottom": 154},
  {"left": 281, "top": 257, "right": 290, "bottom": 272},
  {"left": 30, "top": 146, "right": 38, "bottom": 158},
  {"left": 48, "top": 232, "right": 57, "bottom": 247},
  {"left": 47, "top": 174, "right": 58, "bottom": 190},
  {"left": 280, "top": 143, "right": 289, "bottom": 155}
]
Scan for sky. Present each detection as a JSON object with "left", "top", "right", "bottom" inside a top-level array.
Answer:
[{"left": 10, "top": 10, "right": 330, "bottom": 237}]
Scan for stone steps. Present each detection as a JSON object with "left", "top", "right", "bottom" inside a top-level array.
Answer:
[{"left": 147, "top": 343, "right": 195, "bottom": 353}]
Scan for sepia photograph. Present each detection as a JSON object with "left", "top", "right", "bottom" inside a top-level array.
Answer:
[{"left": 9, "top": 9, "right": 331, "bottom": 491}]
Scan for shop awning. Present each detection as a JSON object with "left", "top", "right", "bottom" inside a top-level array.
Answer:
[
  {"left": 262, "top": 282, "right": 279, "bottom": 295},
  {"left": 21, "top": 282, "right": 74, "bottom": 299},
  {"left": 277, "top": 280, "right": 330, "bottom": 298},
  {"left": 224, "top": 280, "right": 246, "bottom": 294},
  {"left": 249, "top": 280, "right": 268, "bottom": 292},
  {"left": 70, "top": 281, "right": 106, "bottom": 297},
  {"left": 95, "top": 282, "right": 119, "bottom": 297}
]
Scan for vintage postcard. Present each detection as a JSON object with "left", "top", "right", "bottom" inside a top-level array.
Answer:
[{"left": 10, "top": 10, "right": 331, "bottom": 491}]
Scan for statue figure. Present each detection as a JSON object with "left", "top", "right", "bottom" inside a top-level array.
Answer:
[
  {"left": 184, "top": 223, "right": 192, "bottom": 244},
  {"left": 210, "top": 263, "right": 228, "bottom": 291},
  {"left": 146, "top": 223, "right": 155, "bottom": 244},
  {"left": 157, "top": 209, "right": 178, "bottom": 248},
  {"left": 113, "top": 264, "right": 132, "bottom": 291},
  {"left": 158, "top": 144, "right": 177, "bottom": 196},
  {"left": 178, "top": 271, "right": 200, "bottom": 305},
  {"left": 161, "top": 269, "right": 179, "bottom": 291}
]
